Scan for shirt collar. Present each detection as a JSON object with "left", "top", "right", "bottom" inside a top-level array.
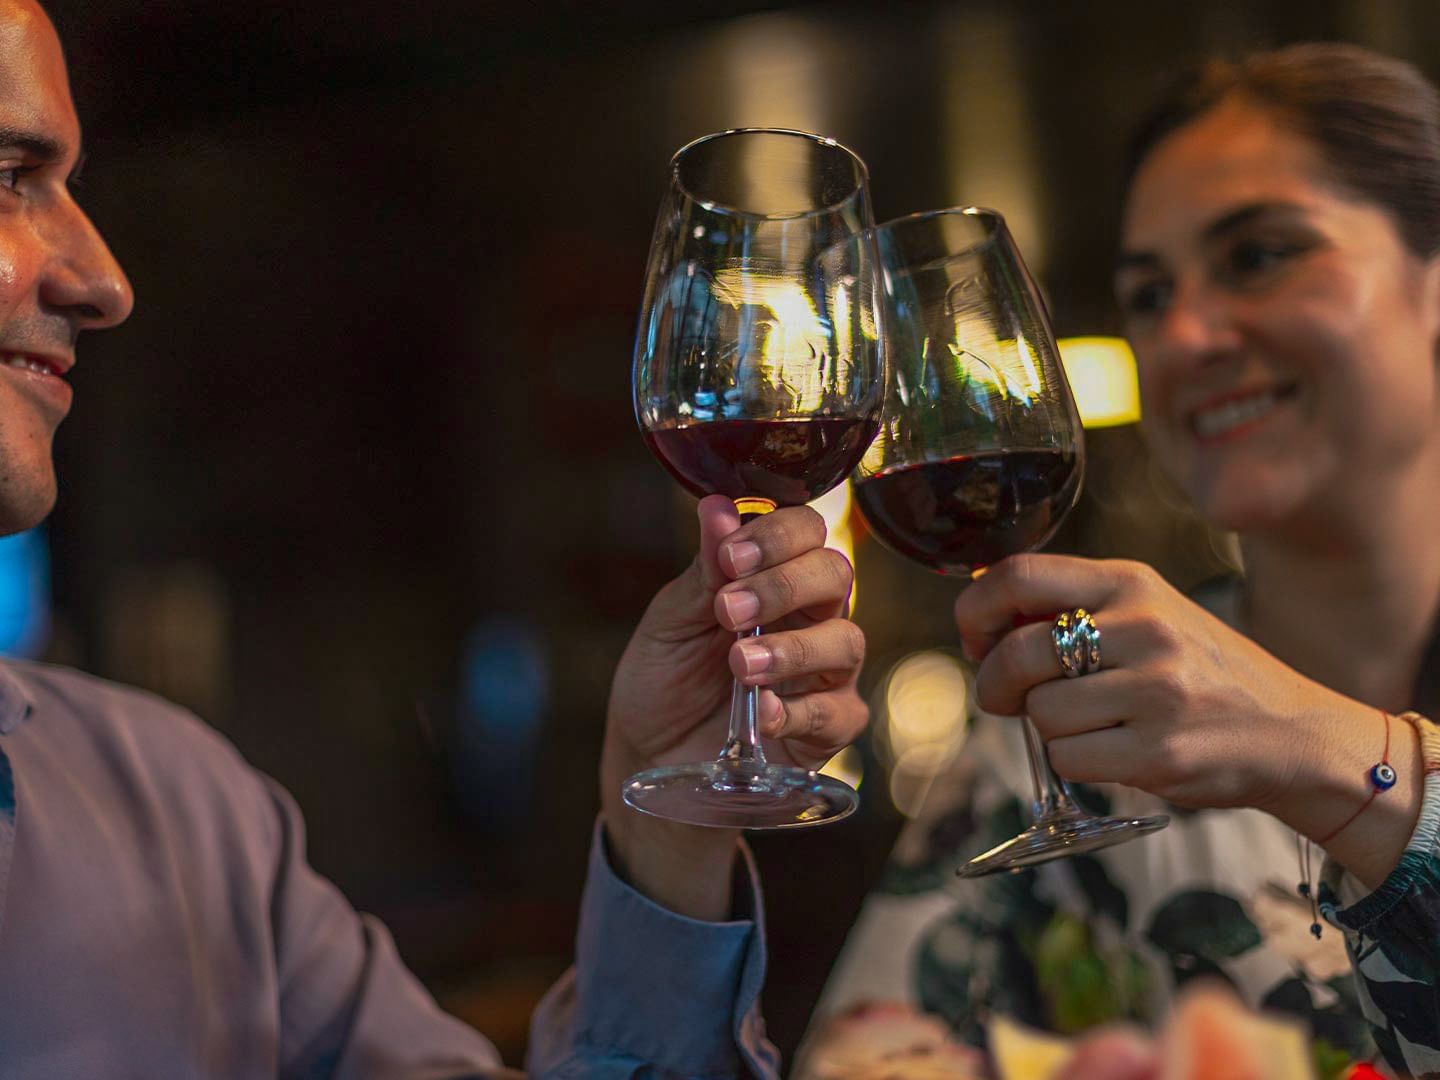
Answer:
[{"left": 0, "top": 662, "right": 35, "bottom": 735}]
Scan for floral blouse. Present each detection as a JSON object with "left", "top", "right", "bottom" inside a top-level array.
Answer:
[{"left": 814, "top": 584, "right": 1440, "bottom": 1079}]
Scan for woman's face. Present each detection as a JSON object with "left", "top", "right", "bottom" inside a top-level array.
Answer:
[{"left": 1117, "top": 98, "right": 1440, "bottom": 534}]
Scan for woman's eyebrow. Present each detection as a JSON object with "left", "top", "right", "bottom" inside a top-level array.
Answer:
[{"left": 1116, "top": 200, "right": 1310, "bottom": 274}]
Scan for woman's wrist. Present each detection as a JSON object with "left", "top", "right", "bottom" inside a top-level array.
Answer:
[{"left": 1261, "top": 696, "right": 1424, "bottom": 890}]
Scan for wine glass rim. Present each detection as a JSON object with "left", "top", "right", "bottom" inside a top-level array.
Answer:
[
  {"left": 670, "top": 127, "right": 870, "bottom": 220},
  {"left": 875, "top": 204, "right": 1006, "bottom": 239}
]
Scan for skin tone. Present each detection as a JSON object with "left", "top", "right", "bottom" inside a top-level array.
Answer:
[
  {"left": 6, "top": 0, "right": 868, "bottom": 922},
  {"left": 955, "top": 98, "right": 1440, "bottom": 889},
  {"left": 0, "top": 0, "right": 132, "bottom": 533},
  {"left": 604, "top": 495, "right": 866, "bottom": 919}
]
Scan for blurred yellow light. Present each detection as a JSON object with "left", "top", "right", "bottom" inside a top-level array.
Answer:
[
  {"left": 810, "top": 480, "right": 857, "bottom": 612},
  {"left": 888, "top": 744, "right": 952, "bottom": 819},
  {"left": 1057, "top": 336, "right": 1141, "bottom": 428},
  {"left": 819, "top": 745, "right": 863, "bottom": 789},
  {"left": 883, "top": 650, "right": 969, "bottom": 764}
]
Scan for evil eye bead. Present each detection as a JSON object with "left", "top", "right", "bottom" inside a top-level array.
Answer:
[{"left": 1371, "top": 763, "right": 1398, "bottom": 791}]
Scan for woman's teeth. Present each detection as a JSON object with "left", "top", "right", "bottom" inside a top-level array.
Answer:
[{"left": 1192, "top": 390, "right": 1282, "bottom": 438}]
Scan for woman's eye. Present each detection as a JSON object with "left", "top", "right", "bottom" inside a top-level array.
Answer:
[
  {"left": 1120, "top": 280, "right": 1171, "bottom": 319},
  {"left": 1228, "top": 239, "right": 1301, "bottom": 277}
]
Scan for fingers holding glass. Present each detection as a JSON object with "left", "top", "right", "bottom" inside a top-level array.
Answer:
[
  {"left": 761, "top": 684, "right": 869, "bottom": 766},
  {"left": 715, "top": 547, "right": 854, "bottom": 632},
  {"left": 715, "top": 504, "right": 828, "bottom": 580},
  {"left": 730, "top": 617, "right": 865, "bottom": 687}
]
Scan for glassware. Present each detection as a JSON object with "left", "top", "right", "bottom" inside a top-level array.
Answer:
[
  {"left": 854, "top": 207, "right": 1168, "bottom": 874},
  {"left": 627, "top": 128, "right": 885, "bottom": 829}
]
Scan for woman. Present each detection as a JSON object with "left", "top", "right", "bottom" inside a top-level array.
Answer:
[{"left": 813, "top": 42, "right": 1440, "bottom": 1078}]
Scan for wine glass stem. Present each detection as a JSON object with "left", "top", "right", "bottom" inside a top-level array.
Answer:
[
  {"left": 1021, "top": 715, "right": 1086, "bottom": 823},
  {"left": 718, "top": 627, "right": 768, "bottom": 770}
]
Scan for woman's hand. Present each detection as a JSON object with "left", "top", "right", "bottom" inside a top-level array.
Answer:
[
  {"left": 955, "top": 553, "right": 1424, "bottom": 886},
  {"left": 602, "top": 495, "right": 867, "bottom": 918},
  {"left": 956, "top": 554, "right": 1343, "bottom": 811}
]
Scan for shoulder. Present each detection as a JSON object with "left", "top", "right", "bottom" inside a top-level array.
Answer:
[{"left": 1, "top": 659, "right": 278, "bottom": 834}]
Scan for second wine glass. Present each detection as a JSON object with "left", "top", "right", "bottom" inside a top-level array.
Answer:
[
  {"left": 854, "top": 207, "right": 1169, "bottom": 875},
  {"left": 627, "top": 128, "right": 886, "bottom": 829}
]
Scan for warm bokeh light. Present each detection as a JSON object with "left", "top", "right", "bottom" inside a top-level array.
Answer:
[
  {"left": 1057, "top": 336, "right": 1142, "bottom": 428},
  {"left": 819, "top": 745, "right": 863, "bottom": 789},
  {"left": 878, "top": 650, "right": 971, "bottom": 818},
  {"left": 810, "top": 479, "right": 858, "bottom": 611},
  {"left": 888, "top": 744, "right": 954, "bottom": 820},
  {"left": 938, "top": 9, "right": 1046, "bottom": 274}
]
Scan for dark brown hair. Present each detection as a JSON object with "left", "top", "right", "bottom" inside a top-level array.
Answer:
[{"left": 1126, "top": 43, "right": 1440, "bottom": 256}]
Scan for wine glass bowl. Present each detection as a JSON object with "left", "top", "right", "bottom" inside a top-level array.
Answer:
[
  {"left": 854, "top": 207, "right": 1168, "bottom": 873},
  {"left": 627, "top": 128, "right": 884, "bottom": 829}
]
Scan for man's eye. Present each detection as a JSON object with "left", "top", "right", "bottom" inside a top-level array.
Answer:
[{"left": 0, "top": 167, "right": 19, "bottom": 191}]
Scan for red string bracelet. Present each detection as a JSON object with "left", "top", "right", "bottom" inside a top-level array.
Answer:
[
  {"left": 1298, "top": 709, "right": 1398, "bottom": 938},
  {"left": 1315, "top": 709, "right": 1397, "bottom": 847}
]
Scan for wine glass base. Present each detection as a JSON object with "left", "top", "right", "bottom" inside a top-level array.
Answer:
[
  {"left": 956, "top": 812, "right": 1170, "bottom": 878},
  {"left": 622, "top": 761, "right": 858, "bottom": 829}
]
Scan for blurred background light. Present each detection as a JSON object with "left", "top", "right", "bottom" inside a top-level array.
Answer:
[
  {"left": 716, "top": 13, "right": 834, "bottom": 132},
  {"left": 819, "top": 745, "right": 863, "bottom": 790},
  {"left": 939, "top": 9, "right": 1046, "bottom": 274},
  {"left": 1057, "top": 336, "right": 1142, "bottom": 428},
  {"left": 0, "top": 527, "right": 49, "bottom": 658},
  {"left": 878, "top": 649, "right": 971, "bottom": 818},
  {"left": 452, "top": 617, "right": 552, "bottom": 824},
  {"left": 810, "top": 479, "right": 858, "bottom": 611}
]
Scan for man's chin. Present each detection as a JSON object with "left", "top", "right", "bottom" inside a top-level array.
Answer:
[{"left": 0, "top": 484, "right": 57, "bottom": 537}]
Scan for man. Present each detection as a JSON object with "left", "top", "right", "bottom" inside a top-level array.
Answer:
[{"left": 0, "top": 2, "right": 867, "bottom": 1075}]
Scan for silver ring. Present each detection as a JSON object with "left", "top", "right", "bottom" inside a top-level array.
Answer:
[{"left": 1052, "top": 608, "right": 1101, "bottom": 678}]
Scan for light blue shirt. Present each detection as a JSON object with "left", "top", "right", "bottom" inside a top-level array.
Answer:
[{"left": 0, "top": 659, "right": 778, "bottom": 1077}]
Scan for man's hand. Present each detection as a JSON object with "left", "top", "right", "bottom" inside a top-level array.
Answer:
[{"left": 602, "top": 495, "right": 868, "bottom": 920}]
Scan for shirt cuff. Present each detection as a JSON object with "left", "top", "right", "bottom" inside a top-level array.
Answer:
[
  {"left": 1324, "top": 713, "right": 1440, "bottom": 932},
  {"left": 571, "top": 818, "right": 769, "bottom": 1077}
]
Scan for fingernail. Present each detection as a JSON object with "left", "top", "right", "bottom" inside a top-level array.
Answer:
[
  {"left": 737, "top": 641, "right": 771, "bottom": 677},
  {"left": 725, "top": 541, "right": 762, "bottom": 576},
  {"left": 760, "top": 691, "right": 784, "bottom": 733},
  {"left": 720, "top": 589, "right": 760, "bottom": 627}
]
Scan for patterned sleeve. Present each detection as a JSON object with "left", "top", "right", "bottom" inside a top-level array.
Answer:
[{"left": 1320, "top": 712, "right": 1440, "bottom": 1077}]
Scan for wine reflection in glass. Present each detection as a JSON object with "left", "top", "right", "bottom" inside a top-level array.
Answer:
[
  {"left": 853, "top": 207, "right": 1169, "bottom": 875},
  {"left": 627, "top": 128, "right": 885, "bottom": 829}
]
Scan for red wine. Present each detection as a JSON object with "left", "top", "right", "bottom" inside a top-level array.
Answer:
[
  {"left": 645, "top": 417, "right": 879, "bottom": 509},
  {"left": 855, "top": 449, "right": 1080, "bottom": 575}
]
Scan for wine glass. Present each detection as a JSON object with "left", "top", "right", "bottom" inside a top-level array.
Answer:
[
  {"left": 853, "top": 207, "right": 1168, "bottom": 874},
  {"left": 626, "top": 128, "right": 886, "bottom": 829}
]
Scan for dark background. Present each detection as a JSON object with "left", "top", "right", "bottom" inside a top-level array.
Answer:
[{"left": 32, "top": 0, "right": 1440, "bottom": 1066}]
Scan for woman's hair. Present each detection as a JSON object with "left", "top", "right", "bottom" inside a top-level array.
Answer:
[{"left": 1125, "top": 43, "right": 1440, "bottom": 256}]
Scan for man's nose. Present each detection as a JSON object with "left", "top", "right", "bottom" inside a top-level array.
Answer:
[{"left": 38, "top": 198, "right": 134, "bottom": 332}]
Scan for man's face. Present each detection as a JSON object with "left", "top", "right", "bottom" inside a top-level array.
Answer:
[{"left": 0, "top": 1, "right": 131, "bottom": 533}]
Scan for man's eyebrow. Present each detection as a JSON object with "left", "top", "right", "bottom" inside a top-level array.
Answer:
[
  {"left": 0, "top": 128, "right": 68, "bottom": 163},
  {"left": 1116, "top": 201, "right": 1310, "bottom": 273}
]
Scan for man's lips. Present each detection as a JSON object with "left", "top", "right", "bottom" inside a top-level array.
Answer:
[
  {"left": 1, "top": 353, "right": 69, "bottom": 378},
  {"left": 0, "top": 351, "right": 75, "bottom": 416}
]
